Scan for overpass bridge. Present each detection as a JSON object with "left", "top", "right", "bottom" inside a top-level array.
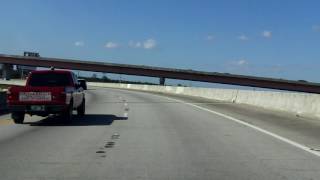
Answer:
[
  {"left": 1, "top": 53, "right": 320, "bottom": 93},
  {"left": 2, "top": 54, "right": 320, "bottom": 180}
]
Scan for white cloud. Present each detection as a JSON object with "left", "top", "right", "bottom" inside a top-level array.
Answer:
[
  {"left": 226, "top": 59, "right": 249, "bottom": 67},
  {"left": 128, "top": 38, "right": 157, "bottom": 49},
  {"left": 105, "top": 42, "right": 119, "bottom": 49},
  {"left": 206, "top": 35, "right": 214, "bottom": 41},
  {"left": 74, "top": 41, "right": 85, "bottom": 47},
  {"left": 143, "top": 38, "right": 157, "bottom": 49},
  {"left": 312, "top": 25, "right": 320, "bottom": 32},
  {"left": 262, "top": 30, "right": 272, "bottom": 38},
  {"left": 224, "top": 59, "right": 250, "bottom": 73},
  {"left": 232, "top": 59, "right": 248, "bottom": 66},
  {"left": 129, "top": 41, "right": 142, "bottom": 48},
  {"left": 238, "top": 34, "right": 249, "bottom": 41}
]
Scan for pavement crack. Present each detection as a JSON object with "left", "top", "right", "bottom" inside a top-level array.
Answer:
[
  {"left": 107, "top": 141, "right": 115, "bottom": 145},
  {"left": 96, "top": 150, "right": 106, "bottom": 154},
  {"left": 104, "top": 141, "right": 115, "bottom": 148},
  {"left": 104, "top": 145, "right": 113, "bottom": 148}
]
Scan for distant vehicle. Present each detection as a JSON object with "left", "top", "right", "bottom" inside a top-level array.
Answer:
[
  {"left": 7, "top": 69, "right": 86, "bottom": 124},
  {"left": 77, "top": 79, "right": 87, "bottom": 90}
]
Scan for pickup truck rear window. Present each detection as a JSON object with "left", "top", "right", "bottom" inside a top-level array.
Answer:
[{"left": 28, "top": 73, "right": 72, "bottom": 87}]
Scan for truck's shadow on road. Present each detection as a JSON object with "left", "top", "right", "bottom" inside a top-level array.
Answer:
[{"left": 25, "top": 114, "right": 128, "bottom": 126}]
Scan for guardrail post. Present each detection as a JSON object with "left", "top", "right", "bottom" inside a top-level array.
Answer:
[
  {"left": 159, "top": 77, "right": 166, "bottom": 85},
  {"left": 2, "top": 63, "right": 13, "bottom": 80}
]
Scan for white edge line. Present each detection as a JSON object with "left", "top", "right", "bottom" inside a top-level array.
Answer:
[{"left": 157, "top": 95, "right": 320, "bottom": 158}]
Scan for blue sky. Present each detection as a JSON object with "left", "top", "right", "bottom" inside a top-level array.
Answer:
[{"left": 1, "top": 0, "right": 320, "bottom": 84}]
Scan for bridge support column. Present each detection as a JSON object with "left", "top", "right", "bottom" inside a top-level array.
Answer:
[
  {"left": 159, "top": 77, "right": 166, "bottom": 85},
  {"left": 2, "top": 64, "right": 13, "bottom": 80}
]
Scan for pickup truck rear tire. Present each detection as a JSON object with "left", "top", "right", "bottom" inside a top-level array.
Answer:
[
  {"left": 62, "top": 103, "right": 73, "bottom": 122},
  {"left": 12, "top": 112, "right": 25, "bottom": 124},
  {"left": 77, "top": 99, "right": 85, "bottom": 116}
]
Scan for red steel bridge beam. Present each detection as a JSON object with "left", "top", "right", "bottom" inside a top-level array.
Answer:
[{"left": 1, "top": 54, "right": 320, "bottom": 93}]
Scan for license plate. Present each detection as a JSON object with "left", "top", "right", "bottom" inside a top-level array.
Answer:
[
  {"left": 19, "top": 92, "right": 52, "bottom": 102},
  {"left": 30, "top": 105, "right": 45, "bottom": 111}
]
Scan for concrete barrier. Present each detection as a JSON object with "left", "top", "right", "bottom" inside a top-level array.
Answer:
[
  {"left": 2, "top": 80, "right": 320, "bottom": 118},
  {"left": 87, "top": 82, "right": 320, "bottom": 119},
  {"left": 0, "top": 79, "right": 25, "bottom": 86}
]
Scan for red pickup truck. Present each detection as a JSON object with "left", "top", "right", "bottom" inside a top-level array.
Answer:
[{"left": 7, "top": 69, "right": 86, "bottom": 124}]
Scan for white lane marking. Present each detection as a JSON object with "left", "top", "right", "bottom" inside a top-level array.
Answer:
[{"left": 159, "top": 95, "right": 320, "bottom": 158}]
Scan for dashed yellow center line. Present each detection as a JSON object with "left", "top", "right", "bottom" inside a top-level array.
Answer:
[{"left": 0, "top": 119, "right": 14, "bottom": 125}]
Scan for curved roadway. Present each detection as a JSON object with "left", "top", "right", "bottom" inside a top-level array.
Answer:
[{"left": 1, "top": 87, "right": 320, "bottom": 180}]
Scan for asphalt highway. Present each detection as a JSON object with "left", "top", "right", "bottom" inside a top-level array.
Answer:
[{"left": 1, "top": 87, "right": 320, "bottom": 180}]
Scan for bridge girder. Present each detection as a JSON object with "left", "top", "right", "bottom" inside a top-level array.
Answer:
[{"left": 0, "top": 54, "right": 320, "bottom": 93}]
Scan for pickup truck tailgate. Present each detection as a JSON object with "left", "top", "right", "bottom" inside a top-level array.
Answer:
[{"left": 8, "top": 86, "right": 66, "bottom": 105}]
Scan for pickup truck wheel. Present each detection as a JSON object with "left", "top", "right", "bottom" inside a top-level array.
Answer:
[
  {"left": 77, "top": 99, "right": 85, "bottom": 116},
  {"left": 62, "top": 103, "right": 73, "bottom": 122},
  {"left": 12, "top": 112, "right": 25, "bottom": 124}
]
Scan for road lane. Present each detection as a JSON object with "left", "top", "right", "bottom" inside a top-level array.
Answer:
[{"left": 1, "top": 87, "right": 320, "bottom": 179}]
